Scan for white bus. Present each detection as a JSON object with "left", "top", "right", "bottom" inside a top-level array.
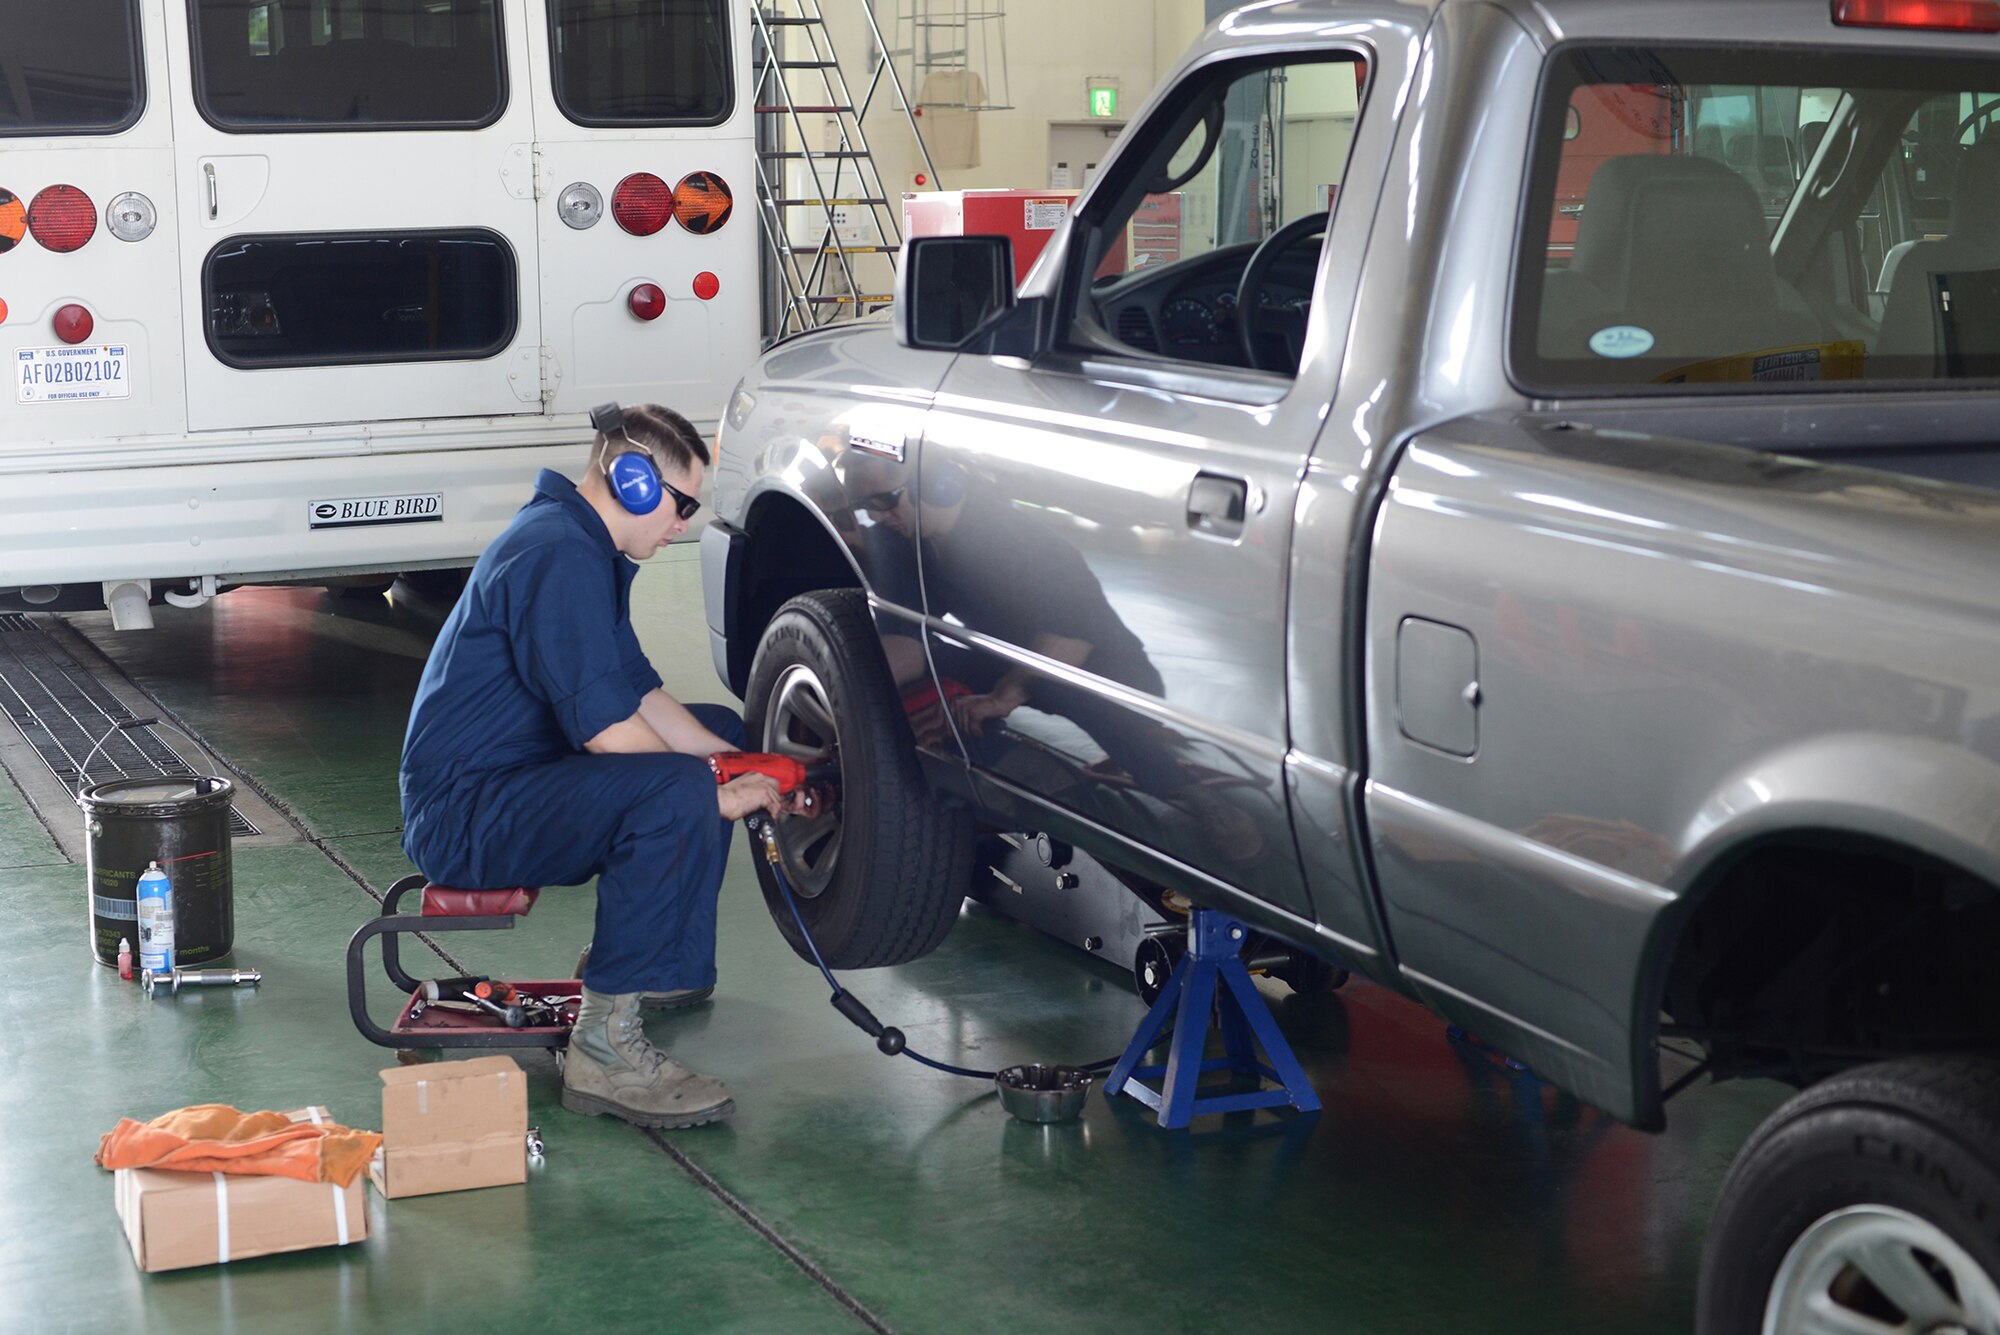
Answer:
[{"left": 1, "top": 0, "right": 756, "bottom": 626}]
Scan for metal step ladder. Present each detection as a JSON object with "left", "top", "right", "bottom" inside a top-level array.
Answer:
[{"left": 751, "top": 0, "right": 941, "bottom": 342}]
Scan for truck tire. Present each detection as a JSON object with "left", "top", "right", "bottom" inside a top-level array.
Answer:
[
  {"left": 744, "top": 589, "right": 973, "bottom": 969},
  {"left": 1698, "top": 1056, "right": 2000, "bottom": 1335}
]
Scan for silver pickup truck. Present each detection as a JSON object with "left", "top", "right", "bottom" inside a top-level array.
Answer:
[{"left": 704, "top": 1, "right": 2000, "bottom": 1327}]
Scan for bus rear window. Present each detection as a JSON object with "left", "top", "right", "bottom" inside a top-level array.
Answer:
[
  {"left": 203, "top": 230, "right": 517, "bottom": 368},
  {"left": 0, "top": 0, "right": 144, "bottom": 136},
  {"left": 191, "top": 0, "right": 505, "bottom": 129},
  {"left": 1513, "top": 46, "right": 2000, "bottom": 393},
  {"left": 549, "top": 0, "right": 732, "bottom": 127}
]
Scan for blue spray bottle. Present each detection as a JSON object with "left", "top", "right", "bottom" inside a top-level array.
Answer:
[{"left": 136, "top": 861, "right": 174, "bottom": 976}]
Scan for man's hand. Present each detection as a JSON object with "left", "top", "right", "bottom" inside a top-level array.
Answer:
[
  {"left": 716, "top": 775, "right": 820, "bottom": 823},
  {"left": 716, "top": 772, "right": 784, "bottom": 822},
  {"left": 951, "top": 680, "right": 1029, "bottom": 737}
]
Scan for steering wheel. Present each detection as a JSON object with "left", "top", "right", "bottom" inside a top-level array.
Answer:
[{"left": 1235, "top": 211, "right": 1328, "bottom": 373}]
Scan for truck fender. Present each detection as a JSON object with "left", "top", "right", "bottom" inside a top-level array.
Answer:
[
  {"left": 1628, "top": 732, "right": 2000, "bottom": 1126},
  {"left": 1670, "top": 732, "right": 2000, "bottom": 895}
]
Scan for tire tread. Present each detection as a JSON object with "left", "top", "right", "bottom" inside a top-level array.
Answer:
[{"left": 746, "top": 589, "right": 972, "bottom": 969}]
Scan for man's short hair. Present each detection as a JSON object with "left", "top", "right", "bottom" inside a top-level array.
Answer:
[{"left": 591, "top": 403, "right": 711, "bottom": 479}]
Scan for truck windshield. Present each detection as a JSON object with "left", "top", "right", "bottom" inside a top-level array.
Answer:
[{"left": 1513, "top": 46, "right": 2000, "bottom": 391}]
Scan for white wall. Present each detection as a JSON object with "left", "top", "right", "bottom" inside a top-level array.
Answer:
[{"left": 812, "top": 0, "right": 1211, "bottom": 195}]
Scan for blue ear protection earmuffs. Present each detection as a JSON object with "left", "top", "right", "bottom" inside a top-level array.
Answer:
[{"left": 591, "top": 401, "right": 663, "bottom": 515}]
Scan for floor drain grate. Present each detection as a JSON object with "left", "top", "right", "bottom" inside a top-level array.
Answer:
[{"left": 0, "top": 615, "right": 259, "bottom": 837}]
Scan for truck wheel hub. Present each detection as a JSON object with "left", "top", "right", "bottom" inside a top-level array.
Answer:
[
  {"left": 762, "top": 663, "right": 843, "bottom": 900},
  {"left": 1765, "top": 1205, "right": 2000, "bottom": 1335}
]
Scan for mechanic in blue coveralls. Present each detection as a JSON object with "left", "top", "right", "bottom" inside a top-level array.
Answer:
[{"left": 400, "top": 403, "right": 802, "bottom": 1130}]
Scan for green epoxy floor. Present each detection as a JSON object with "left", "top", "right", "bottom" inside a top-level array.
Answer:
[{"left": 0, "top": 544, "right": 1790, "bottom": 1334}]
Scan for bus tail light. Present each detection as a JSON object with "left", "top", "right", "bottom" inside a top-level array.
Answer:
[
  {"left": 28, "top": 186, "right": 97, "bottom": 252},
  {"left": 612, "top": 174, "right": 674, "bottom": 236},
  {"left": 1832, "top": 0, "right": 2000, "bottom": 30},
  {"left": 674, "top": 172, "right": 734, "bottom": 234},
  {"left": 0, "top": 189, "right": 25, "bottom": 255},
  {"left": 629, "top": 283, "right": 665, "bottom": 321},
  {"left": 54, "top": 303, "right": 93, "bottom": 344},
  {"left": 106, "top": 192, "right": 157, "bottom": 242}
]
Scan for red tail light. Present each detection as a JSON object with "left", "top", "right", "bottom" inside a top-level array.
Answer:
[
  {"left": 1833, "top": 0, "right": 2000, "bottom": 30},
  {"left": 28, "top": 185, "right": 96, "bottom": 252},
  {"left": 693, "top": 271, "right": 720, "bottom": 301},
  {"left": 628, "top": 282, "right": 665, "bottom": 321},
  {"left": 612, "top": 173, "right": 674, "bottom": 236},
  {"left": 674, "top": 172, "right": 734, "bottom": 234},
  {"left": 53, "top": 303, "right": 93, "bottom": 344}
]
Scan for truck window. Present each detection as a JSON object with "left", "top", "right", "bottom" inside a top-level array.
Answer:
[
  {"left": 190, "top": 0, "right": 504, "bottom": 129},
  {"left": 548, "top": 0, "right": 732, "bottom": 127},
  {"left": 1515, "top": 46, "right": 2000, "bottom": 391},
  {"left": 202, "top": 229, "right": 517, "bottom": 368},
  {"left": 0, "top": 0, "right": 144, "bottom": 136},
  {"left": 1076, "top": 55, "right": 1366, "bottom": 373}
]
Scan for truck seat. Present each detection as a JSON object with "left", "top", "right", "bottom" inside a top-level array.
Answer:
[
  {"left": 1872, "top": 137, "right": 2000, "bottom": 376},
  {"left": 1540, "top": 154, "right": 1821, "bottom": 364}
]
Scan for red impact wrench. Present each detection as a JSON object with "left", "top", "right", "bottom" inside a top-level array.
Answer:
[{"left": 707, "top": 751, "right": 837, "bottom": 859}]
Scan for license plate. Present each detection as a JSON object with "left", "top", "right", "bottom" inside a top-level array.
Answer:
[
  {"left": 16, "top": 344, "right": 131, "bottom": 403},
  {"left": 308, "top": 493, "right": 444, "bottom": 529}
]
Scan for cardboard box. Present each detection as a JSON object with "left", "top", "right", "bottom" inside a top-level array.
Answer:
[
  {"left": 112, "top": 1105, "right": 370, "bottom": 1273},
  {"left": 116, "top": 1170, "right": 367, "bottom": 1273},
  {"left": 371, "top": 1055, "right": 527, "bottom": 1198}
]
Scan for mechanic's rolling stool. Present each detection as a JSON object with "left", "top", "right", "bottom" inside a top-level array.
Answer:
[
  {"left": 347, "top": 874, "right": 580, "bottom": 1053},
  {"left": 1103, "top": 908, "right": 1322, "bottom": 1129}
]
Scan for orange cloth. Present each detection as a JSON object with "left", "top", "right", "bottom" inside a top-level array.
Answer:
[{"left": 95, "top": 1105, "right": 382, "bottom": 1188}]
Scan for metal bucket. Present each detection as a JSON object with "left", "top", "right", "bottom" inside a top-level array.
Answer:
[
  {"left": 79, "top": 776, "right": 235, "bottom": 967},
  {"left": 994, "top": 1064, "right": 1092, "bottom": 1124}
]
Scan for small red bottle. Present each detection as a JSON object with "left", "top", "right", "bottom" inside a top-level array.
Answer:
[{"left": 117, "top": 937, "right": 134, "bottom": 980}]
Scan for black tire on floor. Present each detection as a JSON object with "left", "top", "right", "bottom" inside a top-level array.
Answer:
[
  {"left": 1698, "top": 1056, "right": 2000, "bottom": 1335},
  {"left": 743, "top": 589, "right": 973, "bottom": 969}
]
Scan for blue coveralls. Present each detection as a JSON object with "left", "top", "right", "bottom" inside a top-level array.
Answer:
[{"left": 399, "top": 469, "right": 741, "bottom": 997}]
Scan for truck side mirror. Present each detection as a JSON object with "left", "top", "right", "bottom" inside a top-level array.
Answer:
[{"left": 895, "top": 235, "right": 1016, "bottom": 350}]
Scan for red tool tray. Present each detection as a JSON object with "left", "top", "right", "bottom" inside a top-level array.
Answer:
[{"left": 391, "top": 980, "right": 581, "bottom": 1038}]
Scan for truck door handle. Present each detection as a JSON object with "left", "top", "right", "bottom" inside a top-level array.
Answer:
[
  {"left": 205, "top": 162, "right": 218, "bottom": 220},
  {"left": 1187, "top": 473, "right": 1247, "bottom": 536}
]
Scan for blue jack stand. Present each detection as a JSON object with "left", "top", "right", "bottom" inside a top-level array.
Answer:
[{"left": 1103, "top": 908, "right": 1322, "bottom": 1129}]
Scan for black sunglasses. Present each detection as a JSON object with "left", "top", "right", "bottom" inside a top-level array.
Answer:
[{"left": 660, "top": 476, "right": 702, "bottom": 521}]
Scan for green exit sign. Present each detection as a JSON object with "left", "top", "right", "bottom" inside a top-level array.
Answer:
[{"left": 1088, "top": 86, "right": 1118, "bottom": 118}]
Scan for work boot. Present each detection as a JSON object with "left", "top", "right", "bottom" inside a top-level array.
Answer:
[
  {"left": 561, "top": 987, "right": 735, "bottom": 1128},
  {"left": 575, "top": 945, "right": 714, "bottom": 1012}
]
